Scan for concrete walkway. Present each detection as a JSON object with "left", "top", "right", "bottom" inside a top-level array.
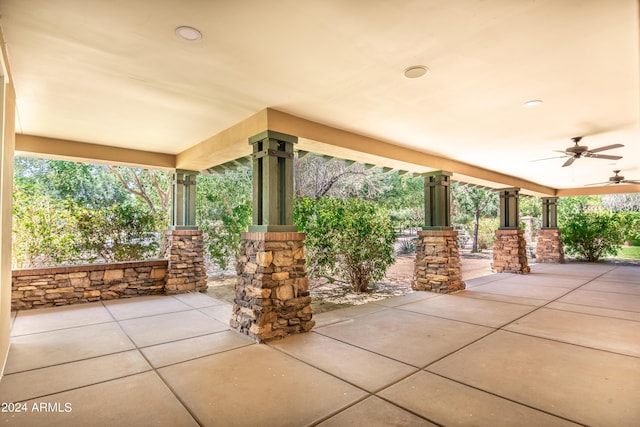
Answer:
[{"left": 1, "top": 263, "right": 639, "bottom": 426}]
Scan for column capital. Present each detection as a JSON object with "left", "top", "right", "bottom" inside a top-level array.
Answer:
[{"left": 248, "top": 130, "right": 298, "bottom": 145}]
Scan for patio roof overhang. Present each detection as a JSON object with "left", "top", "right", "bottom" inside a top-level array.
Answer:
[{"left": 15, "top": 109, "right": 640, "bottom": 198}]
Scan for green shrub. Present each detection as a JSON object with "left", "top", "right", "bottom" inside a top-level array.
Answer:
[
  {"left": 617, "top": 211, "right": 640, "bottom": 243},
  {"left": 294, "top": 197, "right": 396, "bottom": 293},
  {"left": 477, "top": 217, "right": 499, "bottom": 250},
  {"left": 560, "top": 211, "right": 624, "bottom": 262},
  {"left": 196, "top": 169, "right": 252, "bottom": 270},
  {"left": 12, "top": 189, "right": 82, "bottom": 268},
  {"left": 75, "top": 202, "right": 161, "bottom": 262}
]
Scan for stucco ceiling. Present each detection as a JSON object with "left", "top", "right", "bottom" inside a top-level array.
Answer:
[{"left": 1, "top": 0, "right": 638, "bottom": 190}]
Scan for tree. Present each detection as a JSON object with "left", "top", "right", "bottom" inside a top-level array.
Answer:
[
  {"left": 295, "top": 155, "right": 378, "bottom": 199},
  {"left": 601, "top": 193, "right": 640, "bottom": 212},
  {"left": 560, "top": 211, "right": 624, "bottom": 262},
  {"left": 452, "top": 184, "right": 498, "bottom": 252},
  {"left": 107, "top": 166, "right": 171, "bottom": 216},
  {"left": 294, "top": 197, "right": 396, "bottom": 293}
]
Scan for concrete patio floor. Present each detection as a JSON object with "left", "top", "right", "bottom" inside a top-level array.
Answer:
[{"left": 1, "top": 262, "right": 639, "bottom": 426}]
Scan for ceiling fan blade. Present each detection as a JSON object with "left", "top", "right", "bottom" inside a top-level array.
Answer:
[
  {"left": 530, "top": 155, "right": 568, "bottom": 162},
  {"left": 584, "top": 181, "right": 612, "bottom": 186},
  {"left": 588, "top": 143, "right": 624, "bottom": 153},
  {"left": 622, "top": 180, "right": 640, "bottom": 184},
  {"left": 562, "top": 157, "right": 576, "bottom": 167},
  {"left": 586, "top": 154, "right": 623, "bottom": 160},
  {"left": 552, "top": 150, "right": 569, "bottom": 154}
]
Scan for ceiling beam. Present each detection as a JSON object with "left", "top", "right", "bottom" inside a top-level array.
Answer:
[
  {"left": 265, "top": 108, "right": 556, "bottom": 196},
  {"left": 15, "top": 134, "right": 176, "bottom": 169},
  {"left": 556, "top": 184, "right": 640, "bottom": 197},
  {"left": 176, "top": 109, "right": 266, "bottom": 171}
]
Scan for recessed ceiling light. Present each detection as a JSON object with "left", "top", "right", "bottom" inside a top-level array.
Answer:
[
  {"left": 404, "top": 66, "right": 429, "bottom": 79},
  {"left": 522, "top": 100, "right": 543, "bottom": 108},
  {"left": 175, "top": 26, "right": 202, "bottom": 41}
]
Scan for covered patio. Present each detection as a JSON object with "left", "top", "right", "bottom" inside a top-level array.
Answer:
[{"left": 2, "top": 262, "right": 639, "bottom": 426}]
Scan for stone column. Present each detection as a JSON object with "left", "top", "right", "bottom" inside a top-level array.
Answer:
[
  {"left": 537, "top": 197, "right": 565, "bottom": 263},
  {"left": 232, "top": 131, "right": 313, "bottom": 342},
  {"left": 492, "top": 188, "right": 530, "bottom": 274},
  {"left": 231, "top": 231, "right": 313, "bottom": 342},
  {"left": 413, "top": 171, "right": 465, "bottom": 293},
  {"left": 163, "top": 169, "right": 207, "bottom": 294}
]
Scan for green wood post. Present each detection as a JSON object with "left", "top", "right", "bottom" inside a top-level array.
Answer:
[
  {"left": 248, "top": 130, "right": 298, "bottom": 232},
  {"left": 541, "top": 197, "right": 558, "bottom": 228},
  {"left": 423, "top": 170, "right": 452, "bottom": 230},
  {"left": 498, "top": 188, "right": 520, "bottom": 229},
  {"left": 170, "top": 169, "right": 198, "bottom": 230}
]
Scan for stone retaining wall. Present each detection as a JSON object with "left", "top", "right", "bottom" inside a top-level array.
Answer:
[
  {"left": 231, "top": 232, "right": 314, "bottom": 342},
  {"left": 492, "top": 229, "right": 531, "bottom": 274},
  {"left": 536, "top": 228, "right": 565, "bottom": 263},
  {"left": 413, "top": 230, "right": 465, "bottom": 293},
  {"left": 11, "top": 260, "right": 168, "bottom": 310}
]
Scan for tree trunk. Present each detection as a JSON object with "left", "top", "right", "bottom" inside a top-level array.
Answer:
[{"left": 472, "top": 210, "right": 480, "bottom": 252}]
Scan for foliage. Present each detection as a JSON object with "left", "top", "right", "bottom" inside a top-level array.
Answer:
[
  {"left": 295, "top": 156, "right": 378, "bottom": 199},
  {"left": 560, "top": 211, "right": 624, "bottom": 262},
  {"left": 12, "top": 189, "right": 82, "bottom": 268},
  {"left": 13, "top": 157, "right": 165, "bottom": 267},
  {"left": 617, "top": 211, "right": 640, "bottom": 243},
  {"left": 475, "top": 217, "right": 499, "bottom": 250},
  {"left": 294, "top": 197, "right": 396, "bottom": 293},
  {"left": 396, "top": 238, "right": 417, "bottom": 255},
  {"left": 196, "top": 168, "right": 253, "bottom": 270},
  {"left": 75, "top": 202, "right": 161, "bottom": 262},
  {"left": 557, "top": 195, "right": 602, "bottom": 220},
  {"left": 14, "top": 157, "right": 130, "bottom": 209},
  {"left": 451, "top": 184, "right": 498, "bottom": 252},
  {"left": 601, "top": 193, "right": 640, "bottom": 212}
]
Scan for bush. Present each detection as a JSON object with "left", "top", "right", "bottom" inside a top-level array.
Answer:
[
  {"left": 560, "top": 211, "right": 624, "bottom": 262},
  {"left": 75, "top": 202, "right": 161, "bottom": 262},
  {"left": 294, "top": 197, "right": 396, "bottom": 293},
  {"left": 12, "top": 189, "right": 82, "bottom": 268},
  {"left": 618, "top": 211, "right": 640, "bottom": 243},
  {"left": 196, "top": 169, "right": 252, "bottom": 270}
]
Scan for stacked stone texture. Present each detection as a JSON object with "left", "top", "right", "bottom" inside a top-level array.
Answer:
[
  {"left": 536, "top": 228, "right": 565, "bottom": 263},
  {"left": 163, "top": 230, "right": 207, "bottom": 294},
  {"left": 231, "top": 232, "right": 314, "bottom": 342},
  {"left": 492, "top": 229, "right": 531, "bottom": 273},
  {"left": 11, "top": 260, "right": 167, "bottom": 310},
  {"left": 412, "top": 230, "right": 465, "bottom": 293}
]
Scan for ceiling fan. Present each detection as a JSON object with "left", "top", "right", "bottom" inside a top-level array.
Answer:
[
  {"left": 533, "top": 136, "right": 624, "bottom": 167},
  {"left": 585, "top": 170, "right": 640, "bottom": 186}
]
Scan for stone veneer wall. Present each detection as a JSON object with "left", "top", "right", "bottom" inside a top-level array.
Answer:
[
  {"left": 413, "top": 230, "right": 465, "bottom": 293},
  {"left": 536, "top": 228, "right": 565, "bottom": 263},
  {"left": 492, "top": 229, "right": 531, "bottom": 274},
  {"left": 11, "top": 260, "right": 167, "bottom": 310},
  {"left": 163, "top": 230, "right": 207, "bottom": 294},
  {"left": 231, "top": 231, "right": 314, "bottom": 342}
]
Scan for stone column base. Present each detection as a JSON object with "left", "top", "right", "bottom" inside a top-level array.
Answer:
[
  {"left": 536, "top": 228, "right": 565, "bottom": 263},
  {"left": 231, "top": 232, "right": 314, "bottom": 342},
  {"left": 492, "top": 229, "right": 530, "bottom": 274},
  {"left": 412, "top": 230, "right": 465, "bottom": 293},
  {"left": 163, "top": 230, "right": 207, "bottom": 294}
]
